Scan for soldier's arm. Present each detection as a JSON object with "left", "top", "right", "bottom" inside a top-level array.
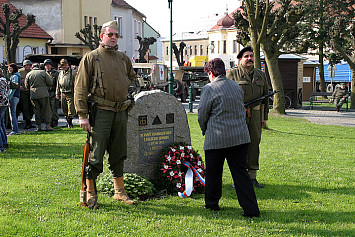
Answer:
[
  {"left": 74, "top": 54, "right": 93, "bottom": 120},
  {"left": 125, "top": 54, "right": 136, "bottom": 83}
]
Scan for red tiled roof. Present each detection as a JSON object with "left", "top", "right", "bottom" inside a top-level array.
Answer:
[{"left": 0, "top": 0, "right": 52, "bottom": 39}]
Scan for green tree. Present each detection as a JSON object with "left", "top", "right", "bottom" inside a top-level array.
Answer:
[
  {"left": 75, "top": 24, "right": 102, "bottom": 50},
  {"left": 0, "top": 4, "right": 35, "bottom": 63},
  {"left": 234, "top": 0, "right": 307, "bottom": 114},
  {"left": 234, "top": 0, "right": 270, "bottom": 69},
  {"left": 331, "top": 16, "right": 355, "bottom": 108},
  {"left": 302, "top": 0, "right": 355, "bottom": 94}
]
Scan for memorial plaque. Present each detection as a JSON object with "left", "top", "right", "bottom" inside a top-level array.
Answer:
[
  {"left": 126, "top": 90, "right": 191, "bottom": 179},
  {"left": 139, "top": 127, "right": 174, "bottom": 163}
]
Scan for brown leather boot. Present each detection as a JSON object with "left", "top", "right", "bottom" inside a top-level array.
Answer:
[
  {"left": 113, "top": 177, "right": 135, "bottom": 205},
  {"left": 86, "top": 179, "right": 98, "bottom": 209},
  {"left": 46, "top": 124, "right": 53, "bottom": 131}
]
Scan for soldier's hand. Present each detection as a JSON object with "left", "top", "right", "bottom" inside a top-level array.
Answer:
[
  {"left": 80, "top": 118, "right": 91, "bottom": 132},
  {"left": 55, "top": 95, "right": 60, "bottom": 100}
]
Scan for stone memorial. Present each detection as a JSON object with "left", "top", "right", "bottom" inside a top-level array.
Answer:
[{"left": 124, "top": 90, "right": 191, "bottom": 179}]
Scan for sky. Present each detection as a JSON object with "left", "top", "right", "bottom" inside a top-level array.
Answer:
[{"left": 125, "top": 0, "right": 243, "bottom": 38}]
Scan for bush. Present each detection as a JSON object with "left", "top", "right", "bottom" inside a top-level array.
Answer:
[{"left": 97, "top": 172, "right": 156, "bottom": 200}]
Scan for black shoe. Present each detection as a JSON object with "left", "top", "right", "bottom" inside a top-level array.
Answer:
[
  {"left": 204, "top": 205, "right": 220, "bottom": 211},
  {"left": 3, "top": 144, "right": 8, "bottom": 149},
  {"left": 251, "top": 179, "right": 265, "bottom": 188},
  {"left": 242, "top": 212, "right": 260, "bottom": 218}
]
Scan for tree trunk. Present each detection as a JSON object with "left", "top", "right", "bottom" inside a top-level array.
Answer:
[
  {"left": 318, "top": 44, "right": 326, "bottom": 93},
  {"left": 250, "top": 30, "right": 261, "bottom": 69},
  {"left": 263, "top": 53, "right": 286, "bottom": 114},
  {"left": 350, "top": 67, "right": 355, "bottom": 109}
]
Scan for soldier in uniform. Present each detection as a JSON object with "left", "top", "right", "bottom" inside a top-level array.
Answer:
[
  {"left": 18, "top": 60, "right": 35, "bottom": 129},
  {"left": 25, "top": 63, "right": 53, "bottom": 131},
  {"left": 44, "top": 59, "right": 60, "bottom": 127},
  {"left": 226, "top": 47, "right": 270, "bottom": 188},
  {"left": 330, "top": 83, "right": 349, "bottom": 112},
  {"left": 56, "top": 59, "right": 76, "bottom": 128},
  {"left": 74, "top": 20, "right": 136, "bottom": 208}
]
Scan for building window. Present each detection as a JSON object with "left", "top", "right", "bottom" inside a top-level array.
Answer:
[
  {"left": 200, "top": 45, "right": 203, "bottom": 55},
  {"left": 211, "top": 41, "right": 215, "bottom": 53},
  {"left": 114, "top": 16, "right": 123, "bottom": 37},
  {"left": 166, "top": 46, "right": 169, "bottom": 56},
  {"left": 218, "top": 41, "right": 220, "bottom": 54},
  {"left": 190, "top": 46, "right": 192, "bottom": 56},
  {"left": 84, "top": 16, "right": 88, "bottom": 26},
  {"left": 223, "top": 40, "right": 227, "bottom": 54},
  {"left": 89, "top": 17, "right": 92, "bottom": 26},
  {"left": 134, "top": 20, "right": 138, "bottom": 35},
  {"left": 138, "top": 21, "right": 142, "bottom": 37},
  {"left": 194, "top": 45, "right": 197, "bottom": 55},
  {"left": 94, "top": 17, "right": 97, "bottom": 25},
  {"left": 233, "top": 40, "right": 238, "bottom": 53}
]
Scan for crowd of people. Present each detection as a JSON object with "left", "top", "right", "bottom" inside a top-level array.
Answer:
[{"left": 0, "top": 58, "right": 77, "bottom": 153}]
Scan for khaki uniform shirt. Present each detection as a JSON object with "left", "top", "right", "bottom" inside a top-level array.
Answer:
[
  {"left": 25, "top": 69, "right": 53, "bottom": 100},
  {"left": 56, "top": 68, "right": 76, "bottom": 95},
  {"left": 74, "top": 45, "right": 136, "bottom": 119},
  {"left": 226, "top": 66, "right": 270, "bottom": 120},
  {"left": 19, "top": 68, "right": 31, "bottom": 92},
  {"left": 47, "top": 69, "right": 59, "bottom": 94},
  {"left": 332, "top": 87, "right": 349, "bottom": 100}
]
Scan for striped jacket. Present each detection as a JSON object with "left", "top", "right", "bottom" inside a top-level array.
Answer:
[{"left": 198, "top": 76, "right": 250, "bottom": 150}]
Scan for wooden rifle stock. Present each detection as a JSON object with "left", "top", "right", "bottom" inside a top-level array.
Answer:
[{"left": 80, "top": 132, "right": 90, "bottom": 206}]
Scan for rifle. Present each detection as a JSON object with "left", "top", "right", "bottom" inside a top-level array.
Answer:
[
  {"left": 244, "top": 90, "right": 280, "bottom": 109},
  {"left": 80, "top": 132, "right": 90, "bottom": 207}
]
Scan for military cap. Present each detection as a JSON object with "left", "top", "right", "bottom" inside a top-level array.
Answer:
[
  {"left": 60, "top": 58, "right": 68, "bottom": 65},
  {"left": 32, "top": 63, "right": 39, "bottom": 69},
  {"left": 102, "top": 20, "right": 118, "bottom": 30},
  {"left": 23, "top": 59, "right": 32, "bottom": 66},
  {"left": 44, "top": 59, "right": 52, "bottom": 65},
  {"left": 237, "top": 46, "right": 253, "bottom": 59}
]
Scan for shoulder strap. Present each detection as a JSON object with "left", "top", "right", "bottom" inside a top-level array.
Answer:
[{"left": 92, "top": 50, "right": 104, "bottom": 95}]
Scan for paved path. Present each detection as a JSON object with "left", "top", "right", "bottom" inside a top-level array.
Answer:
[{"left": 182, "top": 100, "right": 355, "bottom": 127}]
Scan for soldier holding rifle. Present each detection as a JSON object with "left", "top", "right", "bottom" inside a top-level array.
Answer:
[
  {"left": 74, "top": 20, "right": 136, "bottom": 208},
  {"left": 227, "top": 47, "right": 270, "bottom": 188}
]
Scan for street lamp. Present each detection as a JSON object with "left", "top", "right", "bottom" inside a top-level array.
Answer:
[{"left": 168, "top": 0, "right": 174, "bottom": 95}]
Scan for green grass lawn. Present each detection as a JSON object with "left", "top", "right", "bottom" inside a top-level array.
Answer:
[{"left": 0, "top": 114, "right": 354, "bottom": 236}]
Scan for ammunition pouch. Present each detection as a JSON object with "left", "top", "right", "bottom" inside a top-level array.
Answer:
[{"left": 87, "top": 99, "right": 97, "bottom": 127}]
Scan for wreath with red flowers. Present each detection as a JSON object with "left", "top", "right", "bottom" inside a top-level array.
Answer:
[{"left": 155, "top": 143, "right": 205, "bottom": 195}]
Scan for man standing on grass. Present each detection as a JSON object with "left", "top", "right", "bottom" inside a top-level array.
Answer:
[
  {"left": 226, "top": 47, "right": 270, "bottom": 188},
  {"left": 74, "top": 20, "right": 136, "bottom": 208}
]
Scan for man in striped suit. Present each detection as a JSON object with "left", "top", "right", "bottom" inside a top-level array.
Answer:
[{"left": 198, "top": 58, "right": 260, "bottom": 217}]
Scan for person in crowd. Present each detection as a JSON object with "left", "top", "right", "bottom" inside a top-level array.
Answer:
[
  {"left": 56, "top": 59, "right": 76, "bottom": 128},
  {"left": 330, "top": 83, "right": 349, "bottom": 112},
  {"left": 198, "top": 58, "right": 260, "bottom": 217},
  {"left": 44, "top": 59, "right": 60, "bottom": 127},
  {"left": 7, "top": 63, "right": 21, "bottom": 135},
  {"left": 226, "top": 47, "right": 270, "bottom": 188},
  {"left": 74, "top": 20, "right": 136, "bottom": 208},
  {"left": 0, "top": 69, "right": 9, "bottom": 152},
  {"left": 18, "top": 60, "right": 35, "bottom": 129},
  {"left": 24, "top": 63, "right": 53, "bottom": 131}
]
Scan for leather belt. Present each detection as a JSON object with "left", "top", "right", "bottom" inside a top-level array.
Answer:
[{"left": 92, "top": 95, "right": 131, "bottom": 112}]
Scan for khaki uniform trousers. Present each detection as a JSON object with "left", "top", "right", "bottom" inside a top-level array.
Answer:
[
  {"left": 18, "top": 91, "right": 33, "bottom": 120},
  {"left": 245, "top": 108, "right": 262, "bottom": 179},
  {"left": 49, "top": 92, "right": 59, "bottom": 122},
  {"left": 87, "top": 108, "right": 128, "bottom": 180},
  {"left": 60, "top": 92, "right": 76, "bottom": 118},
  {"left": 31, "top": 97, "right": 52, "bottom": 125}
]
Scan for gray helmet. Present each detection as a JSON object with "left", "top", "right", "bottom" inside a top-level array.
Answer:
[
  {"left": 23, "top": 59, "right": 32, "bottom": 66},
  {"left": 44, "top": 59, "right": 52, "bottom": 65}
]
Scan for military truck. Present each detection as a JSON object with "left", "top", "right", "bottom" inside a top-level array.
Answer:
[{"left": 132, "top": 63, "right": 187, "bottom": 101}]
